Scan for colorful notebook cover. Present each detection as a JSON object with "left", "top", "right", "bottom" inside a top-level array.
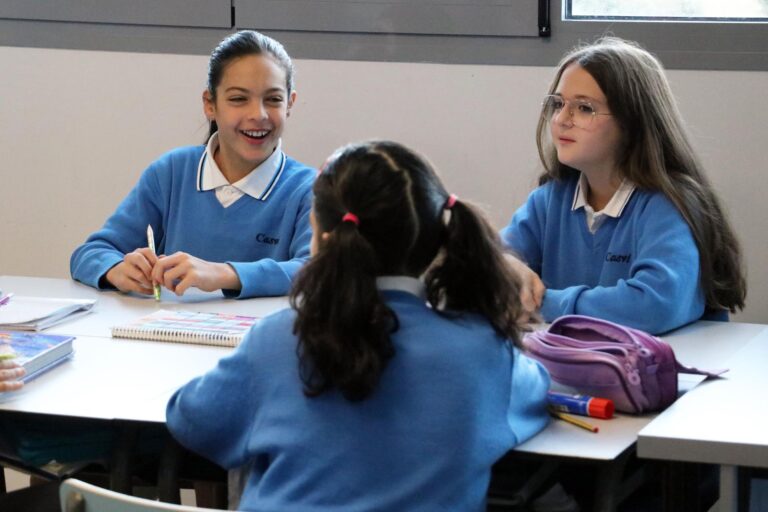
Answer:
[
  {"left": 110, "top": 309, "right": 259, "bottom": 347},
  {"left": 0, "top": 331, "right": 75, "bottom": 382}
]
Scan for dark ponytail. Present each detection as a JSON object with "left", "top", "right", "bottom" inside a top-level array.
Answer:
[
  {"left": 290, "top": 218, "right": 396, "bottom": 401},
  {"left": 291, "top": 141, "right": 523, "bottom": 401},
  {"left": 425, "top": 200, "right": 522, "bottom": 343}
]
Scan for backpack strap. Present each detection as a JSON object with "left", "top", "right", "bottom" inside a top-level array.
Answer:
[{"left": 674, "top": 360, "right": 728, "bottom": 379}]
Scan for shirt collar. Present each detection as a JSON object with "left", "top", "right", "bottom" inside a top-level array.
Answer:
[
  {"left": 196, "top": 133, "right": 286, "bottom": 201},
  {"left": 376, "top": 276, "right": 427, "bottom": 300},
  {"left": 572, "top": 172, "right": 636, "bottom": 218}
]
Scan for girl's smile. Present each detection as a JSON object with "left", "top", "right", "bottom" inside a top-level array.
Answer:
[{"left": 204, "top": 54, "right": 296, "bottom": 183}]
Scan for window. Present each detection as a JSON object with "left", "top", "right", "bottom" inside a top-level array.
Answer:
[
  {"left": 0, "top": 0, "right": 766, "bottom": 69},
  {"left": 568, "top": 0, "right": 768, "bottom": 21},
  {"left": 556, "top": 0, "right": 768, "bottom": 71}
]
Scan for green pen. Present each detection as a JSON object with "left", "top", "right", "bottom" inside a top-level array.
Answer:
[{"left": 146, "top": 224, "right": 161, "bottom": 301}]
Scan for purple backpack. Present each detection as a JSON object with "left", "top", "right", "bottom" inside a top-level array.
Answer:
[{"left": 521, "top": 315, "right": 726, "bottom": 414}]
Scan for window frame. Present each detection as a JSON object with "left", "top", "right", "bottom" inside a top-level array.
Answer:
[{"left": 0, "top": 0, "right": 765, "bottom": 71}]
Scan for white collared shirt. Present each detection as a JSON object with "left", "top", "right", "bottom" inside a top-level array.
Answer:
[
  {"left": 196, "top": 133, "right": 286, "bottom": 207},
  {"left": 376, "top": 276, "right": 427, "bottom": 300},
  {"left": 572, "top": 173, "right": 636, "bottom": 234}
]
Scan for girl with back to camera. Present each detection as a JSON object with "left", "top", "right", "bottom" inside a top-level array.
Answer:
[
  {"left": 71, "top": 30, "right": 315, "bottom": 298},
  {"left": 167, "top": 140, "right": 550, "bottom": 511},
  {"left": 502, "top": 36, "right": 746, "bottom": 334}
]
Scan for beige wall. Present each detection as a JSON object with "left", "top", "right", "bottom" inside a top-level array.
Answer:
[{"left": 1, "top": 46, "right": 766, "bottom": 322}]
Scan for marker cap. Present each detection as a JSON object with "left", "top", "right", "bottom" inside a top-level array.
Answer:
[{"left": 588, "top": 397, "right": 615, "bottom": 419}]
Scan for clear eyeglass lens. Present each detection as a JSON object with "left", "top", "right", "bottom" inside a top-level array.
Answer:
[{"left": 543, "top": 96, "right": 596, "bottom": 126}]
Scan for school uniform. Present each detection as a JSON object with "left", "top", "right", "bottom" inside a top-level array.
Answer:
[
  {"left": 166, "top": 277, "right": 550, "bottom": 512},
  {"left": 501, "top": 173, "right": 705, "bottom": 334},
  {"left": 70, "top": 135, "right": 315, "bottom": 298}
]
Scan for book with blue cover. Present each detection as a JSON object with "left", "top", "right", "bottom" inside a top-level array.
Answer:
[{"left": 0, "top": 331, "right": 75, "bottom": 382}]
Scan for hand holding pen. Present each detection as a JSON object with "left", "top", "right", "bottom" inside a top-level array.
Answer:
[
  {"left": 103, "top": 228, "right": 162, "bottom": 297},
  {"left": 105, "top": 225, "right": 240, "bottom": 297}
]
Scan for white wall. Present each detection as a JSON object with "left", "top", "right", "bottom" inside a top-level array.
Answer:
[{"left": 1, "top": 46, "right": 766, "bottom": 322}]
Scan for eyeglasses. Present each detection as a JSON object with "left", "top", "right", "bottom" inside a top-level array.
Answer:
[{"left": 542, "top": 95, "right": 612, "bottom": 128}]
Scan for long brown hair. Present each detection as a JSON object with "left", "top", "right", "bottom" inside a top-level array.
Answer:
[
  {"left": 290, "top": 141, "right": 522, "bottom": 401},
  {"left": 536, "top": 36, "right": 746, "bottom": 313}
]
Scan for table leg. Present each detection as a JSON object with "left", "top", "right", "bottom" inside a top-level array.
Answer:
[
  {"left": 593, "top": 449, "right": 647, "bottom": 512},
  {"left": 109, "top": 424, "right": 137, "bottom": 494},
  {"left": 718, "top": 465, "right": 738, "bottom": 512},
  {"left": 660, "top": 461, "right": 721, "bottom": 512},
  {"left": 157, "top": 435, "right": 181, "bottom": 504}
]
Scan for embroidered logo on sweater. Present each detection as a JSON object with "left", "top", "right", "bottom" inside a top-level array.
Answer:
[
  {"left": 605, "top": 252, "right": 631, "bottom": 263},
  {"left": 256, "top": 233, "right": 280, "bottom": 245}
]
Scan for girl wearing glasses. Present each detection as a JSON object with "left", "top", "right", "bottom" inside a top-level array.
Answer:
[{"left": 501, "top": 37, "right": 746, "bottom": 334}]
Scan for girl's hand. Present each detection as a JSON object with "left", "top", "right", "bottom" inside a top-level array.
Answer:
[
  {"left": 504, "top": 254, "right": 546, "bottom": 322},
  {"left": 105, "top": 247, "right": 159, "bottom": 295},
  {"left": 151, "top": 252, "right": 242, "bottom": 296},
  {"left": 0, "top": 360, "right": 25, "bottom": 392}
]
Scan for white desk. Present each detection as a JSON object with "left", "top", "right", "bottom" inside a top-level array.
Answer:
[
  {"left": 0, "top": 275, "right": 289, "bottom": 339},
  {"left": 638, "top": 324, "right": 768, "bottom": 511},
  {"left": 1, "top": 276, "right": 764, "bottom": 510},
  {"left": 0, "top": 276, "right": 290, "bottom": 499},
  {"left": 516, "top": 320, "right": 763, "bottom": 462},
  {"left": 639, "top": 325, "right": 768, "bottom": 467},
  {"left": 0, "top": 336, "right": 226, "bottom": 423},
  {"left": 0, "top": 275, "right": 290, "bottom": 422}
]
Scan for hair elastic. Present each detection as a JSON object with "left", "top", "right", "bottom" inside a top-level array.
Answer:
[
  {"left": 341, "top": 212, "right": 360, "bottom": 226},
  {"left": 445, "top": 194, "right": 458, "bottom": 210}
]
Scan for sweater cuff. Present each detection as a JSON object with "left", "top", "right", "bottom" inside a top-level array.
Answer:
[
  {"left": 227, "top": 260, "right": 292, "bottom": 299},
  {"left": 541, "top": 286, "right": 588, "bottom": 322},
  {"left": 93, "top": 256, "right": 125, "bottom": 289}
]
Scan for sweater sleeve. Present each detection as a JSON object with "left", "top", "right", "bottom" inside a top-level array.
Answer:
[
  {"left": 540, "top": 196, "right": 705, "bottom": 334},
  {"left": 507, "top": 348, "right": 550, "bottom": 446},
  {"left": 69, "top": 162, "right": 166, "bottom": 289},
  {"left": 500, "top": 187, "right": 548, "bottom": 274},
  {"left": 165, "top": 324, "right": 266, "bottom": 469},
  {"left": 226, "top": 184, "right": 312, "bottom": 298}
]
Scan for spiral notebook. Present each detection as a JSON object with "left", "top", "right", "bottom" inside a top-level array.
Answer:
[{"left": 110, "top": 309, "right": 259, "bottom": 347}]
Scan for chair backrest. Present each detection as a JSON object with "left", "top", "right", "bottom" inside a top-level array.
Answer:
[{"left": 59, "top": 478, "right": 224, "bottom": 512}]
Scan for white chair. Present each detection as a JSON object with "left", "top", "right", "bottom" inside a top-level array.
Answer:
[{"left": 59, "top": 478, "right": 226, "bottom": 512}]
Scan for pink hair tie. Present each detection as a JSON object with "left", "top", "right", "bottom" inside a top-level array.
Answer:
[
  {"left": 341, "top": 212, "right": 360, "bottom": 226},
  {"left": 445, "top": 194, "right": 458, "bottom": 210}
]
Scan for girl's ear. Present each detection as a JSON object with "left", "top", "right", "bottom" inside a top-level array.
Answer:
[
  {"left": 286, "top": 90, "right": 297, "bottom": 117},
  {"left": 202, "top": 90, "right": 215, "bottom": 120}
]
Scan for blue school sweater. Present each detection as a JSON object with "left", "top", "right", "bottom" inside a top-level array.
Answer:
[
  {"left": 70, "top": 145, "right": 315, "bottom": 298},
  {"left": 500, "top": 176, "right": 705, "bottom": 334},
  {"left": 166, "top": 282, "right": 550, "bottom": 512}
]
